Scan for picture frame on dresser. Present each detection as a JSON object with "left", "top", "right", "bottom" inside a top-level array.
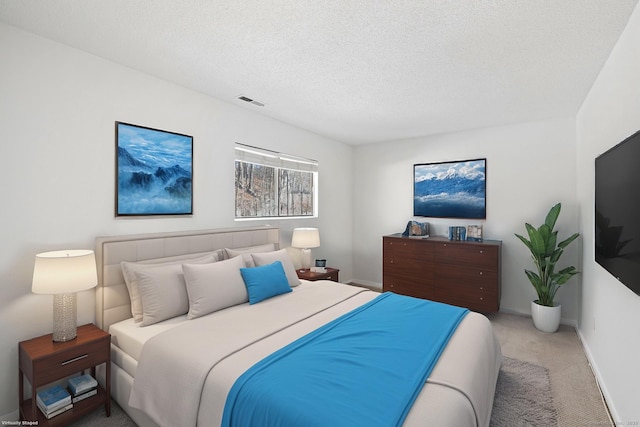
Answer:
[
  {"left": 467, "top": 225, "right": 483, "bottom": 241},
  {"left": 115, "top": 121, "right": 193, "bottom": 217}
]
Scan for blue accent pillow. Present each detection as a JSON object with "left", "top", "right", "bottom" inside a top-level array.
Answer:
[{"left": 240, "top": 261, "right": 292, "bottom": 304}]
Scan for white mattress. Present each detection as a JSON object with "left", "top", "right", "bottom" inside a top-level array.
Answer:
[{"left": 109, "top": 315, "right": 186, "bottom": 361}]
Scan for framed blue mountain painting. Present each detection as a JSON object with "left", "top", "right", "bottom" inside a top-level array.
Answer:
[
  {"left": 116, "top": 122, "right": 193, "bottom": 216},
  {"left": 413, "top": 158, "right": 486, "bottom": 219}
]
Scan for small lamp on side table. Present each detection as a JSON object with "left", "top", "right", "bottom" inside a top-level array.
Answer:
[
  {"left": 292, "top": 228, "right": 320, "bottom": 269},
  {"left": 32, "top": 250, "right": 98, "bottom": 342}
]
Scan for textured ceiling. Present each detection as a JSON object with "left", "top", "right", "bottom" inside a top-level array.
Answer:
[{"left": 1, "top": 1, "right": 637, "bottom": 144}]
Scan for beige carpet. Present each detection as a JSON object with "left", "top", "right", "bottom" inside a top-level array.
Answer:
[{"left": 487, "top": 312, "right": 612, "bottom": 427}]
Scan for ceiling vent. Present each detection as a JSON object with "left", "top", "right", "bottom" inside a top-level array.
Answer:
[{"left": 237, "top": 95, "right": 265, "bottom": 107}]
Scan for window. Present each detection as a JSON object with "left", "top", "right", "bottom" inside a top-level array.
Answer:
[{"left": 235, "top": 143, "right": 318, "bottom": 219}]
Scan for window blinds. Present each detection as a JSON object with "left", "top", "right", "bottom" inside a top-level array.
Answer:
[{"left": 235, "top": 143, "right": 318, "bottom": 173}]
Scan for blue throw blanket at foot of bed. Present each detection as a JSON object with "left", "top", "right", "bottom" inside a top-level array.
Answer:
[{"left": 222, "top": 292, "right": 469, "bottom": 427}]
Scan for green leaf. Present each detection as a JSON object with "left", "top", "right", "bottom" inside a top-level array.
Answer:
[
  {"left": 537, "top": 224, "right": 552, "bottom": 253},
  {"left": 527, "top": 223, "right": 546, "bottom": 257},
  {"left": 524, "top": 269, "right": 541, "bottom": 287},
  {"left": 558, "top": 266, "right": 578, "bottom": 275},
  {"left": 555, "top": 266, "right": 579, "bottom": 285},
  {"left": 548, "top": 287, "right": 560, "bottom": 304},
  {"left": 515, "top": 233, "right": 533, "bottom": 252},
  {"left": 549, "top": 248, "right": 562, "bottom": 264},
  {"left": 546, "top": 231, "right": 558, "bottom": 257},
  {"left": 558, "top": 232, "right": 579, "bottom": 249},
  {"left": 545, "top": 203, "right": 561, "bottom": 230},
  {"left": 525, "top": 270, "right": 545, "bottom": 296}
]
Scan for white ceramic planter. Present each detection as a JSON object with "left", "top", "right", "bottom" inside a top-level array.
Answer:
[{"left": 531, "top": 300, "right": 561, "bottom": 333}]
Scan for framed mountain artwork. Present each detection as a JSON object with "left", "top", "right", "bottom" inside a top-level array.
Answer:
[
  {"left": 115, "top": 122, "right": 193, "bottom": 216},
  {"left": 413, "top": 158, "right": 486, "bottom": 219}
]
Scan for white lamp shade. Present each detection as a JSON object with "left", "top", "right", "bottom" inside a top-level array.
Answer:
[
  {"left": 291, "top": 228, "right": 320, "bottom": 249},
  {"left": 32, "top": 250, "right": 98, "bottom": 294}
]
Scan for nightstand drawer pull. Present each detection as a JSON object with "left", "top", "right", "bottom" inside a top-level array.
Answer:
[{"left": 61, "top": 354, "right": 88, "bottom": 365}]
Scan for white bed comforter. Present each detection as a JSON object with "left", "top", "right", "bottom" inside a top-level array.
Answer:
[{"left": 128, "top": 282, "right": 502, "bottom": 427}]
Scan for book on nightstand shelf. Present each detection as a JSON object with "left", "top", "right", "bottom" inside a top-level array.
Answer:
[
  {"left": 68, "top": 373, "right": 98, "bottom": 396},
  {"left": 38, "top": 402, "right": 73, "bottom": 419},
  {"left": 36, "top": 385, "right": 72, "bottom": 418},
  {"left": 71, "top": 388, "right": 98, "bottom": 403}
]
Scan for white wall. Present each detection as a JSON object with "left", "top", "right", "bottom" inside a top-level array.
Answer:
[
  {"left": 0, "top": 23, "right": 353, "bottom": 418},
  {"left": 352, "top": 118, "right": 581, "bottom": 319},
  {"left": 576, "top": 2, "right": 640, "bottom": 423}
]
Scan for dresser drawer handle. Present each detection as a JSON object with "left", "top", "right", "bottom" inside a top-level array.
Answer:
[
  {"left": 390, "top": 260, "right": 394, "bottom": 264},
  {"left": 480, "top": 250, "right": 483, "bottom": 254},
  {"left": 479, "top": 271, "right": 483, "bottom": 276},
  {"left": 61, "top": 354, "right": 88, "bottom": 366}
]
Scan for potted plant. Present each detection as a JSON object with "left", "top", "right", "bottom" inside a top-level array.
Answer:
[{"left": 515, "top": 203, "right": 580, "bottom": 332}]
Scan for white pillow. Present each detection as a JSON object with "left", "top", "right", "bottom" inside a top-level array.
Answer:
[
  {"left": 225, "top": 243, "right": 276, "bottom": 267},
  {"left": 121, "top": 253, "right": 217, "bottom": 322},
  {"left": 251, "top": 249, "right": 301, "bottom": 288},
  {"left": 135, "top": 263, "right": 190, "bottom": 326},
  {"left": 182, "top": 256, "right": 248, "bottom": 319}
]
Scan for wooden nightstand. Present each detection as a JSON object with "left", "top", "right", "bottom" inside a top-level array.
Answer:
[
  {"left": 296, "top": 267, "right": 340, "bottom": 282},
  {"left": 19, "top": 323, "right": 111, "bottom": 425}
]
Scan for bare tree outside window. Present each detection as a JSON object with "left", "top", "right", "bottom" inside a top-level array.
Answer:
[
  {"left": 235, "top": 162, "right": 278, "bottom": 217},
  {"left": 278, "top": 169, "right": 314, "bottom": 216},
  {"left": 235, "top": 152, "right": 316, "bottom": 218}
]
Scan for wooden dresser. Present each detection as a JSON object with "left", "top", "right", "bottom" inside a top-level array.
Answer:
[{"left": 382, "top": 234, "right": 502, "bottom": 312}]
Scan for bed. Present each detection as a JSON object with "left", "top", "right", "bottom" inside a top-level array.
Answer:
[{"left": 95, "top": 226, "right": 502, "bottom": 427}]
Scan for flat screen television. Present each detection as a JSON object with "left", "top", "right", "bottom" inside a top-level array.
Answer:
[
  {"left": 413, "top": 158, "right": 486, "bottom": 219},
  {"left": 595, "top": 130, "right": 640, "bottom": 296}
]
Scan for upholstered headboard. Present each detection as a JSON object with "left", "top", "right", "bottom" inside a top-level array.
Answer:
[{"left": 95, "top": 226, "right": 280, "bottom": 331}]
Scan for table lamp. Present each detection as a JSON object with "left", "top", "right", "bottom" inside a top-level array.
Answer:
[
  {"left": 32, "top": 250, "right": 98, "bottom": 342},
  {"left": 291, "top": 228, "right": 320, "bottom": 269}
]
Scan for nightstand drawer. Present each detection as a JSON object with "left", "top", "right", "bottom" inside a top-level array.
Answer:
[
  {"left": 30, "top": 338, "right": 109, "bottom": 386},
  {"left": 324, "top": 270, "right": 339, "bottom": 281},
  {"left": 296, "top": 267, "right": 340, "bottom": 282}
]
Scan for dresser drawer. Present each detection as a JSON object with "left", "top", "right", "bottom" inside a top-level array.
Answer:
[
  {"left": 436, "top": 264, "right": 498, "bottom": 285},
  {"left": 383, "top": 274, "right": 434, "bottom": 300},
  {"left": 384, "top": 237, "right": 433, "bottom": 261},
  {"left": 436, "top": 243, "right": 499, "bottom": 270}
]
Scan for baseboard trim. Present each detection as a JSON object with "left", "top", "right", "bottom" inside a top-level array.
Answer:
[{"left": 575, "top": 328, "right": 617, "bottom": 425}]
